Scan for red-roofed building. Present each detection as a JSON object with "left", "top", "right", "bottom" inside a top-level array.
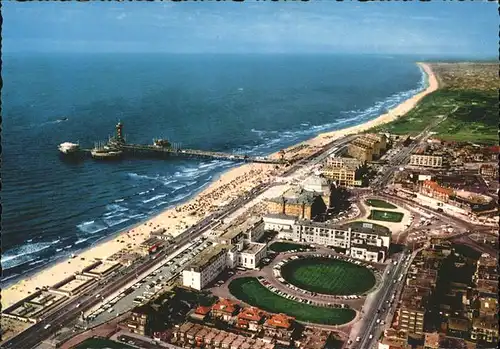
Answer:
[
  {"left": 211, "top": 298, "right": 240, "bottom": 322},
  {"left": 263, "top": 313, "right": 296, "bottom": 346},
  {"left": 190, "top": 305, "right": 212, "bottom": 321},
  {"left": 236, "top": 307, "right": 266, "bottom": 332},
  {"left": 420, "top": 180, "right": 454, "bottom": 202}
]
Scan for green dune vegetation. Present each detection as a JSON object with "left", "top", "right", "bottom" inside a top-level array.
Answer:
[{"left": 371, "top": 63, "right": 498, "bottom": 145}]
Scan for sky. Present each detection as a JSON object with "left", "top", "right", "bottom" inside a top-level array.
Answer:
[{"left": 3, "top": 0, "right": 498, "bottom": 57}]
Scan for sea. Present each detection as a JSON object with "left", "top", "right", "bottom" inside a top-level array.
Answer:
[{"left": 1, "top": 53, "right": 426, "bottom": 286}]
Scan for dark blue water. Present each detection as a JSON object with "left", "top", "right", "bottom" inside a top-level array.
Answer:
[{"left": 1, "top": 53, "right": 426, "bottom": 284}]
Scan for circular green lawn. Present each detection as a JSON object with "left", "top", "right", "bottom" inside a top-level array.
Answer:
[
  {"left": 228, "top": 277, "right": 355, "bottom": 325},
  {"left": 280, "top": 257, "right": 376, "bottom": 295}
]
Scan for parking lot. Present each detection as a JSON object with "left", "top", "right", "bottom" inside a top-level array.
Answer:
[{"left": 83, "top": 236, "right": 211, "bottom": 327}]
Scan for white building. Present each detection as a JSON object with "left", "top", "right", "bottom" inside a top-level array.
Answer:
[
  {"left": 182, "top": 245, "right": 229, "bottom": 291},
  {"left": 263, "top": 214, "right": 297, "bottom": 240},
  {"left": 263, "top": 214, "right": 391, "bottom": 262},
  {"left": 228, "top": 242, "right": 267, "bottom": 270},
  {"left": 409, "top": 154, "right": 443, "bottom": 168}
]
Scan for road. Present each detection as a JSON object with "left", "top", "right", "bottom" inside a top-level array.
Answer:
[
  {"left": 353, "top": 250, "right": 413, "bottom": 349},
  {"left": 2, "top": 135, "right": 353, "bottom": 349}
]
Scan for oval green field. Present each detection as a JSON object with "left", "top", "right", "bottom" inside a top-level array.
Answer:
[
  {"left": 228, "top": 277, "right": 355, "bottom": 325},
  {"left": 280, "top": 257, "right": 376, "bottom": 295}
]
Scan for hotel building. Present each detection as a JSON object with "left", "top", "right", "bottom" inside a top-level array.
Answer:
[
  {"left": 182, "top": 244, "right": 229, "bottom": 291},
  {"left": 263, "top": 215, "right": 391, "bottom": 262}
]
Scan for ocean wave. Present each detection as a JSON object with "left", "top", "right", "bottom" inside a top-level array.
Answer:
[
  {"left": 105, "top": 204, "right": 129, "bottom": 213},
  {"left": 114, "top": 198, "right": 125, "bottom": 203},
  {"left": 28, "top": 259, "right": 48, "bottom": 266},
  {"left": 1, "top": 242, "right": 55, "bottom": 270},
  {"left": 142, "top": 193, "right": 167, "bottom": 203},
  {"left": 104, "top": 217, "right": 130, "bottom": 227},
  {"left": 76, "top": 220, "right": 107, "bottom": 235},
  {"left": 75, "top": 237, "right": 92, "bottom": 245}
]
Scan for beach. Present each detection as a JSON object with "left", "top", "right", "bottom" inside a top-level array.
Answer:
[{"left": 1, "top": 62, "right": 438, "bottom": 310}]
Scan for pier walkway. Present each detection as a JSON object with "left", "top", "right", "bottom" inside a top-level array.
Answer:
[{"left": 121, "top": 144, "right": 282, "bottom": 164}]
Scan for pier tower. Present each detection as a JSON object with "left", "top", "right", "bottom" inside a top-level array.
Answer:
[{"left": 115, "top": 122, "right": 125, "bottom": 144}]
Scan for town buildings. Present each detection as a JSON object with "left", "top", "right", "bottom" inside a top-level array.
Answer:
[{"left": 322, "top": 156, "right": 363, "bottom": 187}]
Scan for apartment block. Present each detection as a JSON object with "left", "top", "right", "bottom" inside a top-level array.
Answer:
[
  {"left": 398, "top": 287, "right": 430, "bottom": 336},
  {"left": 409, "top": 154, "right": 443, "bottom": 168},
  {"left": 182, "top": 244, "right": 229, "bottom": 290}
]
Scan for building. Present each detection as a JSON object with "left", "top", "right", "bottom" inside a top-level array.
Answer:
[
  {"left": 236, "top": 307, "right": 266, "bottom": 332},
  {"left": 479, "top": 164, "right": 498, "bottom": 179},
  {"left": 398, "top": 286, "right": 430, "bottom": 336},
  {"left": 182, "top": 244, "right": 229, "bottom": 291},
  {"left": 348, "top": 133, "right": 388, "bottom": 162},
  {"left": 322, "top": 157, "right": 363, "bottom": 187},
  {"left": 172, "top": 322, "right": 275, "bottom": 349},
  {"left": 125, "top": 304, "right": 153, "bottom": 336},
  {"left": 211, "top": 298, "right": 240, "bottom": 323},
  {"left": 295, "top": 328, "right": 332, "bottom": 349},
  {"left": 471, "top": 316, "right": 498, "bottom": 345},
  {"left": 228, "top": 242, "right": 267, "bottom": 270},
  {"left": 409, "top": 154, "right": 443, "bottom": 168},
  {"left": 266, "top": 187, "right": 327, "bottom": 220},
  {"left": 420, "top": 180, "right": 454, "bottom": 202},
  {"left": 263, "top": 214, "right": 297, "bottom": 238},
  {"left": 263, "top": 313, "right": 296, "bottom": 347},
  {"left": 262, "top": 216, "right": 390, "bottom": 262},
  {"left": 378, "top": 328, "right": 410, "bottom": 349},
  {"left": 301, "top": 175, "right": 334, "bottom": 208},
  {"left": 216, "top": 216, "right": 265, "bottom": 245},
  {"left": 348, "top": 141, "right": 374, "bottom": 162}
]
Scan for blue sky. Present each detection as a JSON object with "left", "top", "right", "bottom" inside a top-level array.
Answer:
[{"left": 3, "top": 1, "right": 498, "bottom": 57}]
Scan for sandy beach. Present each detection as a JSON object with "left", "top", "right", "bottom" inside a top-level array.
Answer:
[{"left": 1, "top": 62, "right": 438, "bottom": 310}]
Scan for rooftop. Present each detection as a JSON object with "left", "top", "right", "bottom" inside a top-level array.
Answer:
[
  {"left": 218, "top": 216, "right": 263, "bottom": 242},
  {"left": 423, "top": 180, "right": 454, "bottom": 196},
  {"left": 237, "top": 307, "right": 265, "bottom": 322},
  {"left": 240, "top": 242, "right": 267, "bottom": 255},
  {"left": 186, "top": 244, "right": 228, "bottom": 271},
  {"left": 263, "top": 213, "right": 299, "bottom": 222},
  {"left": 211, "top": 298, "right": 239, "bottom": 315},
  {"left": 268, "top": 187, "right": 319, "bottom": 206},
  {"left": 265, "top": 313, "right": 294, "bottom": 329}
]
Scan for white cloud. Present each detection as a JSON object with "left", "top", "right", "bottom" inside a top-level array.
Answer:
[{"left": 116, "top": 13, "right": 127, "bottom": 21}]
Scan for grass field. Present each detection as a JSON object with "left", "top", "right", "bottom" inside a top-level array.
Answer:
[
  {"left": 369, "top": 88, "right": 498, "bottom": 145},
  {"left": 228, "top": 277, "right": 356, "bottom": 325},
  {"left": 280, "top": 257, "right": 376, "bottom": 295},
  {"left": 365, "top": 199, "right": 397, "bottom": 209},
  {"left": 269, "top": 242, "right": 307, "bottom": 253},
  {"left": 74, "top": 338, "right": 135, "bottom": 349},
  {"left": 368, "top": 210, "right": 404, "bottom": 223}
]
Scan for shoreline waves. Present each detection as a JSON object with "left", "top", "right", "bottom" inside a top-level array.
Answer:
[{"left": 0, "top": 62, "right": 438, "bottom": 309}]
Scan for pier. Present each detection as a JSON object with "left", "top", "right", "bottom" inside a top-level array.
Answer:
[{"left": 60, "top": 122, "right": 285, "bottom": 165}]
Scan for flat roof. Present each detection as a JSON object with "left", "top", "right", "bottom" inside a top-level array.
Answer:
[
  {"left": 88, "top": 261, "right": 120, "bottom": 274},
  {"left": 58, "top": 277, "right": 91, "bottom": 292},
  {"left": 240, "top": 243, "right": 266, "bottom": 255},
  {"left": 218, "top": 216, "right": 262, "bottom": 241},
  {"left": 263, "top": 213, "right": 298, "bottom": 221},
  {"left": 187, "top": 244, "right": 228, "bottom": 271}
]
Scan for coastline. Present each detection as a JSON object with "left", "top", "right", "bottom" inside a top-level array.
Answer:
[{"left": 1, "top": 62, "right": 438, "bottom": 309}]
